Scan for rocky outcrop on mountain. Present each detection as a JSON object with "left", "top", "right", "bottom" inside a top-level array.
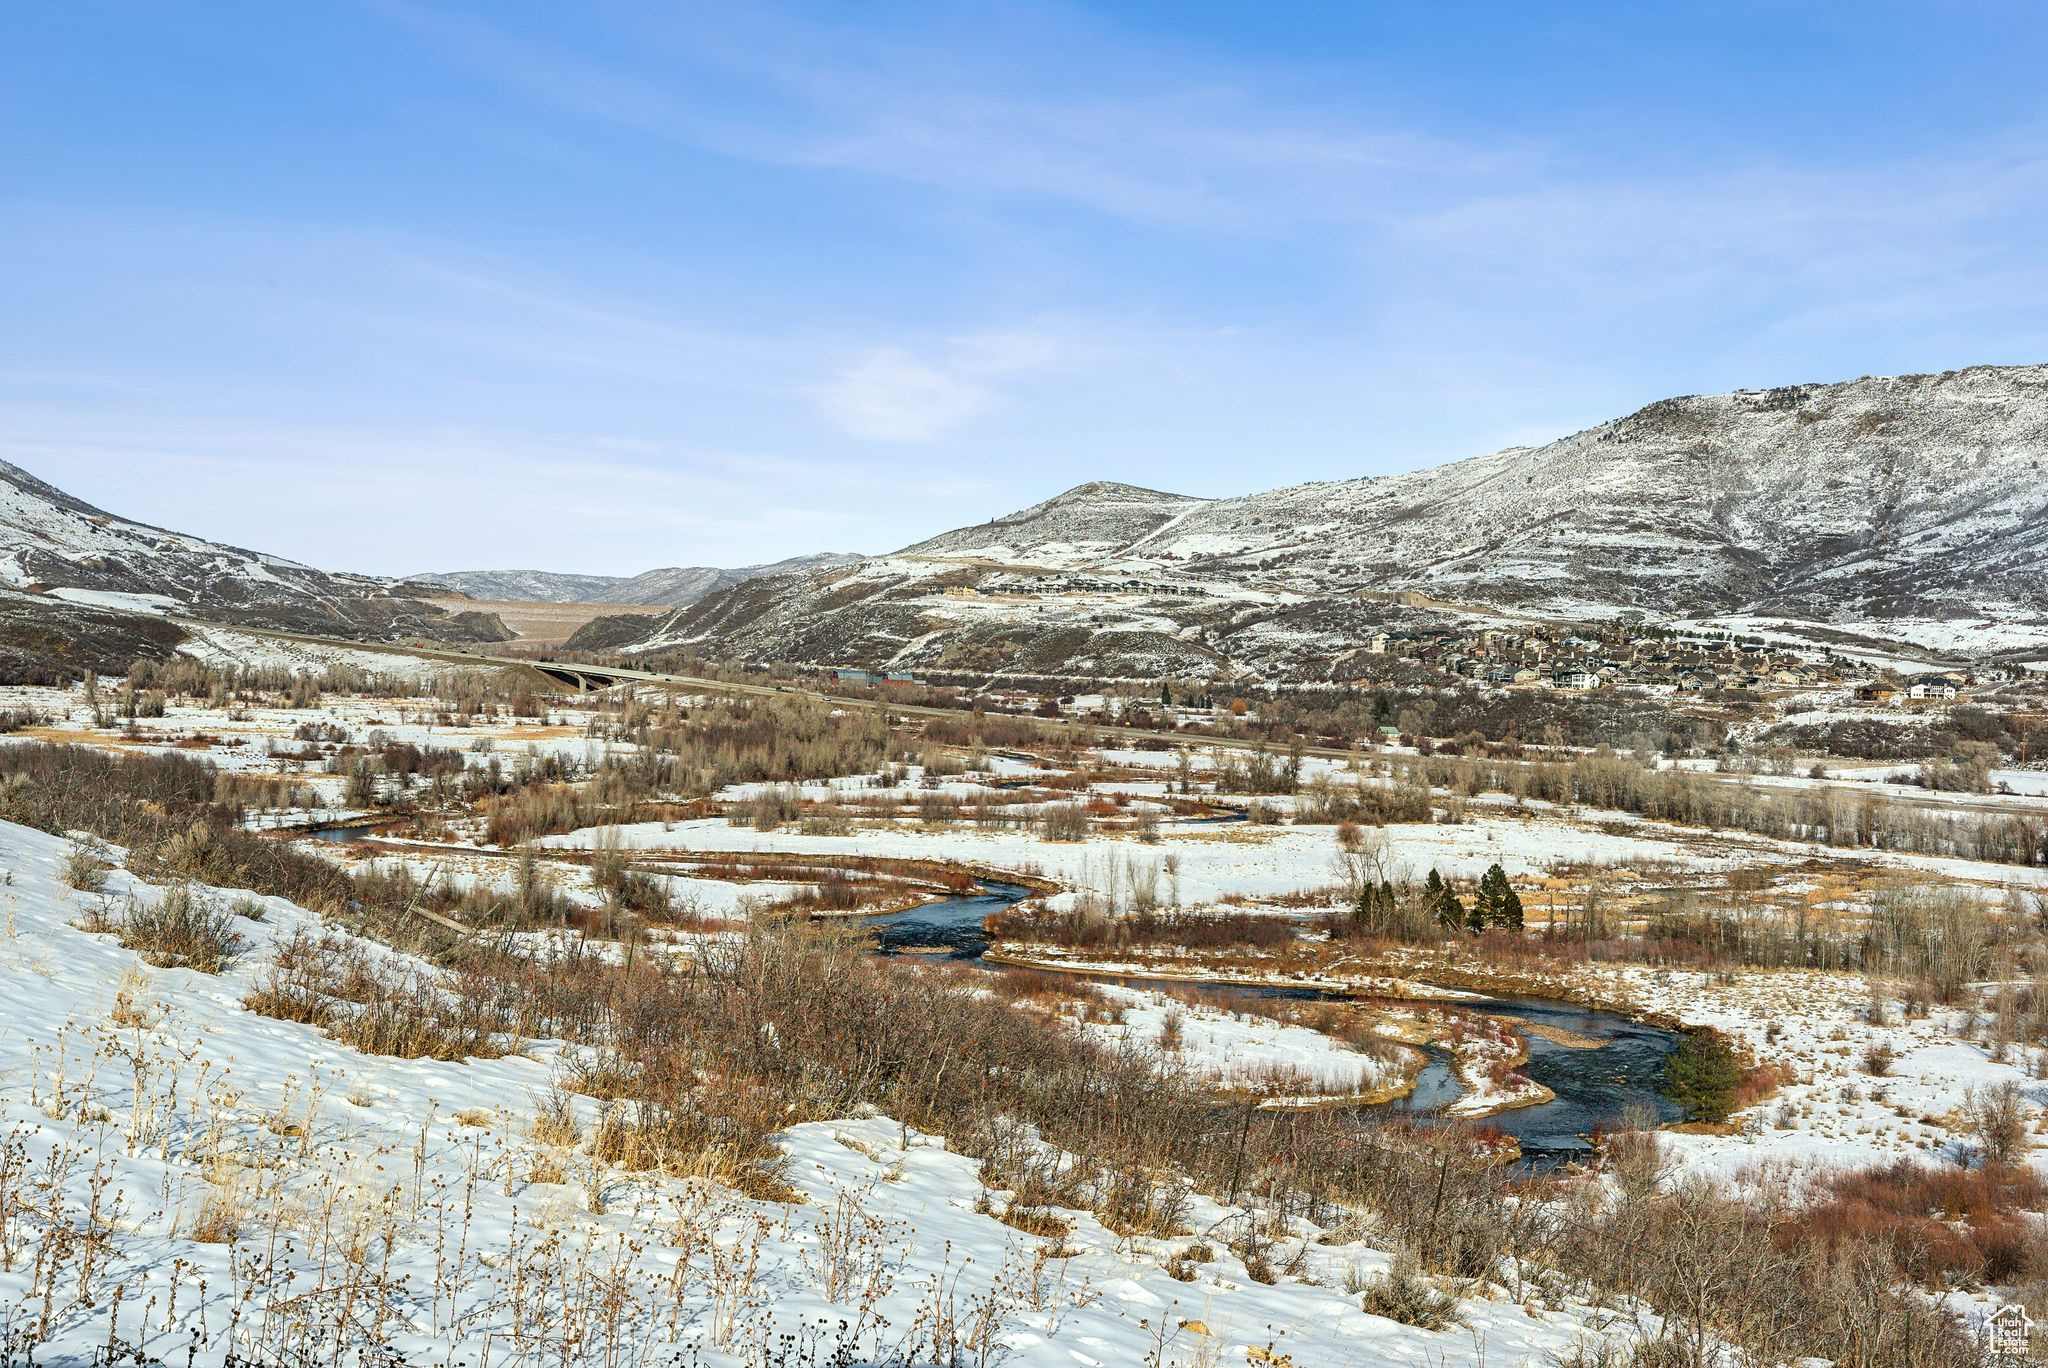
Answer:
[{"left": 586, "top": 365, "right": 2048, "bottom": 678}]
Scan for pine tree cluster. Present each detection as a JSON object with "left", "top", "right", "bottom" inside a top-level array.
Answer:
[{"left": 1421, "top": 863, "right": 1523, "bottom": 934}]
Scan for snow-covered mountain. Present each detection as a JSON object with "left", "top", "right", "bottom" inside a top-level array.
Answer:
[
  {"left": 902, "top": 482, "right": 1206, "bottom": 562},
  {"left": 0, "top": 460, "right": 509, "bottom": 650},
  {"left": 412, "top": 553, "right": 862, "bottom": 607},
  {"left": 404, "top": 568, "right": 628, "bottom": 604},
  {"left": 586, "top": 365, "right": 2048, "bottom": 678}
]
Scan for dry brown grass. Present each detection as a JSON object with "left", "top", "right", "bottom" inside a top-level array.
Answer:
[
  {"left": 187, "top": 1177, "right": 244, "bottom": 1244},
  {"left": 76, "top": 886, "right": 243, "bottom": 972},
  {"left": 996, "top": 1205, "right": 1073, "bottom": 1241},
  {"left": 243, "top": 928, "right": 520, "bottom": 1061},
  {"left": 530, "top": 1087, "right": 583, "bottom": 1149}
]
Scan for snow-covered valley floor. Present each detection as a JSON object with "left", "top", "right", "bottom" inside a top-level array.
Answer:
[{"left": 4, "top": 667, "right": 2047, "bottom": 1365}]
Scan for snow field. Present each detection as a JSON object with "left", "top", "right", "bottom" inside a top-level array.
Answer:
[{"left": 0, "top": 817, "right": 1656, "bottom": 1366}]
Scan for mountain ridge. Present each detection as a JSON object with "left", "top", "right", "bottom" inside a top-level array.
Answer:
[
  {"left": 578, "top": 363, "right": 2048, "bottom": 677},
  {"left": 410, "top": 553, "right": 863, "bottom": 607}
]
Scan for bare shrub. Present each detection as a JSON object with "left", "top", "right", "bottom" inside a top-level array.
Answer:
[
  {"left": 1037, "top": 803, "right": 1089, "bottom": 841},
  {"left": 78, "top": 886, "right": 242, "bottom": 972},
  {"left": 1355, "top": 1248, "right": 1459, "bottom": 1329},
  {"left": 531, "top": 1085, "right": 583, "bottom": 1149},
  {"left": 997, "top": 1205, "right": 1072, "bottom": 1241},
  {"left": 1965, "top": 1080, "right": 2030, "bottom": 1166},
  {"left": 1785, "top": 1158, "right": 2047, "bottom": 1287},
  {"left": 64, "top": 838, "right": 109, "bottom": 892},
  {"left": 243, "top": 928, "right": 517, "bottom": 1061},
  {"left": 1603, "top": 1104, "right": 1670, "bottom": 1202}
]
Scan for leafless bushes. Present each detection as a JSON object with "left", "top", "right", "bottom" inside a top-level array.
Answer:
[
  {"left": 244, "top": 928, "right": 521, "bottom": 1060},
  {"left": 1036, "top": 802, "right": 1090, "bottom": 841},
  {"left": 0, "top": 743, "right": 355, "bottom": 914},
  {"left": 1554, "top": 1175, "right": 1992, "bottom": 1367},
  {"left": 1785, "top": 1159, "right": 2046, "bottom": 1287},
  {"left": 1409, "top": 747, "right": 2048, "bottom": 867},
  {"left": 76, "top": 887, "right": 244, "bottom": 972},
  {"left": 1965, "top": 1081, "right": 2031, "bottom": 1166},
  {"left": 1354, "top": 1247, "right": 1460, "bottom": 1329},
  {"left": 1297, "top": 777, "right": 1434, "bottom": 825},
  {"left": 732, "top": 783, "right": 806, "bottom": 830},
  {"left": 1211, "top": 746, "right": 1302, "bottom": 795},
  {"left": 597, "top": 693, "right": 903, "bottom": 793},
  {"left": 63, "top": 837, "right": 109, "bottom": 892},
  {"left": 985, "top": 902, "right": 1297, "bottom": 952},
  {"left": 347, "top": 855, "right": 581, "bottom": 940}
]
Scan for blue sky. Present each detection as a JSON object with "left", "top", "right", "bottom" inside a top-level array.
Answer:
[{"left": 5, "top": 2, "right": 2048, "bottom": 575}]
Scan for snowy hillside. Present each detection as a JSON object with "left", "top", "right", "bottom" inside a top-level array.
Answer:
[
  {"left": 598, "top": 364, "right": 2048, "bottom": 676},
  {"left": 1143, "top": 364, "right": 2048, "bottom": 626},
  {"left": 0, "top": 815, "right": 1655, "bottom": 1366},
  {"left": 405, "top": 568, "right": 629, "bottom": 603},
  {"left": 0, "top": 460, "right": 508, "bottom": 648}
]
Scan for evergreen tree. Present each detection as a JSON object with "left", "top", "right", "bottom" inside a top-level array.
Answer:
[
  {"left": 1663, "top": 1027, "right": 1742, "bottom": 1123},
  {"left": 1350, "top": 880, "right": 1398, "bottom": 935},
  {"left": 1475, "top": 863, "right": 1502, "bottom": 922},
  {"left": 1473, "top": 863, "right": 1524, "bottom": 931},
  {"left": 1425, "top": 868, "right": 1464, "bottom": 932}
]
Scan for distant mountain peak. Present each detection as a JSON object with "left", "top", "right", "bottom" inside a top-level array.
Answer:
[
  {"left": 411, "top": 553, "right": 863, "bottom": 607},
  {"left": 1047, "top": 479, "right": 1196, "bottom": 502}
]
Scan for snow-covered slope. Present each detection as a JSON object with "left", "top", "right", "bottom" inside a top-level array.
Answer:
[
  {"left": 0, "top": 814, "right": 1658, "bottom": 1366},
  {"left": 597, "top": 365, "right": 2048, "bottom": 676},
  {"left": 413, "top": 553, "right": 862, "bottom": 606},
  {"left": 0, "top": 460, "right": 508, "bottom": 647},
  {"left": 1144, "top": 364, "right": 2048, "bottom": 626}
]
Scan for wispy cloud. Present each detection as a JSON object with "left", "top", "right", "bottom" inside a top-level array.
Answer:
[
  {"left": 812, "top": 330, "right": 1090, "bottom": 442},
  {"left": 814, "top": 347, "right": 988, "bottom": 442},
  {"left": 372, "top": 1, "right": 1518, "bottom": 233},
  {"left": 12, "top": 1, "right": 2048, "bottom": 574}
]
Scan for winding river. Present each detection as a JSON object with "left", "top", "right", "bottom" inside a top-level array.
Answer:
[
  {"left": 869, "top": 878, "right": 1682, "bottom": 1164},
  {"left": 308, "top": 821, "right": 1679, "bottom": 1162}
]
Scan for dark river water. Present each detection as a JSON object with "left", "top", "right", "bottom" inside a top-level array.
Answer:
[
  {"left": 309, "top": 821, "right": 390, "bottom": 843},
  {"left": 868, "top": 878, "right": 1681, "bottom": 1164}
]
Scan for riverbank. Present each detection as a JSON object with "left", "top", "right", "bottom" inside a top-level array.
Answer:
[{"left": 982, "top": 943, "right": 1482, "bottom": 1000}]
